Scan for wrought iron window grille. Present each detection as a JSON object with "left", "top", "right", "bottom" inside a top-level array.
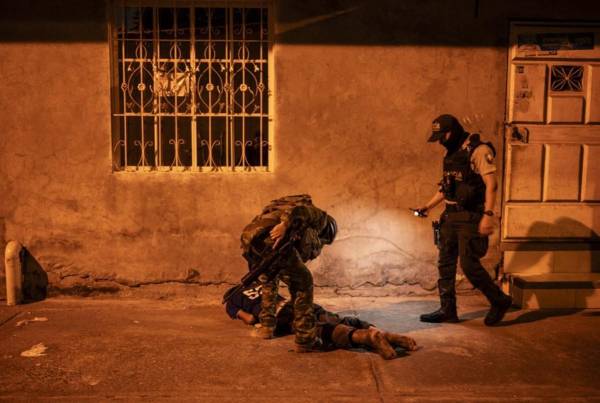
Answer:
[
  {"left": 550, "top": 65, "right": 584, "bottom": 92},
  {"left": 110, "top": 3, "right": 272, "bottom": 172}
]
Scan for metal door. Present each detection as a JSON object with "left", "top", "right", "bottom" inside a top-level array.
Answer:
[{"left": 503, "top": 22, "right": 600, "bottom": 275}]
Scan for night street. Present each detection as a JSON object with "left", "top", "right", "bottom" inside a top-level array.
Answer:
[{"left": 1, "top": 292, "right": 598, "bottom": 401}]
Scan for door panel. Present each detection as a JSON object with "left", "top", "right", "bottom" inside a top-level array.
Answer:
[
  {"left": 504, "top": 204, "right": 600, "bottom": 239},
  {"left": 543, "top": 144, "right": 580, "bottom": 201},
  {"left": 588, "top": 65, "right": 600, "bottom": 122},
  {"left": 548, "top": 96, "right": 585, "bottom": 123},
  {"left": 509, "top": 64, "right": 547, "bottom": 122},
  {"left": 510, "top": 27, "right": 600, "bottom": 60},
  {"left": 506, "top": 144, "right": 543, "bottom": 201},
  {"left": 582, "top": 145, "right": 600, "bottom": 201}
]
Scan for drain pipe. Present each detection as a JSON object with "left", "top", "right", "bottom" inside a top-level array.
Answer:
[{"left": 5, "top": 241, "right": 23, "bottom": 306}]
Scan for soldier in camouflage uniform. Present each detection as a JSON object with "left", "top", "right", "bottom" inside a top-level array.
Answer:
[{"left": 240, "top": 195, "right": 337, "bottom": 352}]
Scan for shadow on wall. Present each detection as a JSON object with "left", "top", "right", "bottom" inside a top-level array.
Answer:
[
  {"left": 0, "top": 248, "right": 48, "bottom": 304},
  {"left": 2, "top": 0, "right": 600, "bottom": 45},
  {"left": 2, "top": 245, "right": 48, "bottom": 303},
  {"left": 0, "top": 218, "right": 5, "bottom": 299},
  {"left": 504, "top": 217, "right": 598, "bottom": 313},
  {"left": 21, "top": 247, "right": 48, "bottom": 303},
  {"left": 506, "top": 216, "right": 600, "bottom": 273}
]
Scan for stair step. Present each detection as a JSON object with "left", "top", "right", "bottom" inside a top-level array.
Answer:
[
  {"left": 508, "top": 273, "right": 600, "bottom": 309},
  {"left": 512, "top": 273, "right": 600, "bottom": 289}
]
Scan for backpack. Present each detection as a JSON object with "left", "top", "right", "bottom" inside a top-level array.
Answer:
[{"left": 240, "top": 194, "right": 315, "bottom": 261}]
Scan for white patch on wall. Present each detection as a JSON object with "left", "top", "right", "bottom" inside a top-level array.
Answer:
[{"left": 154, "top": 70, "right": 191, "bottom": 98}]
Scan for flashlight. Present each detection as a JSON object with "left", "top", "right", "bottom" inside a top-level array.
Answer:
[{"left": 409, "top": 208, "right": 428, "bottom": 218}]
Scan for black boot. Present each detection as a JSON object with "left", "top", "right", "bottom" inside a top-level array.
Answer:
[
  {"left": 477, "top": 281, "right": 513, "bottom": 326},
  {"left": 484, "top": 294, "right": 512, "bottom": 326},
  {"left": 420, "top": 301, "right": 459, "bottom": 323}
]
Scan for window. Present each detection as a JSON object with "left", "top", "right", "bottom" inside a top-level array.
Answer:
[{"left": 110, "top": 3, "right": 271, "bottom": 172}]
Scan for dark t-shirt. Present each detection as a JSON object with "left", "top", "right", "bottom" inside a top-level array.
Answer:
[{"left": 224, "top": 284, "right": 262, "bottom": 320}]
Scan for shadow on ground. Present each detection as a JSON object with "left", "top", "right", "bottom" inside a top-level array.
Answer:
[
  {"left": 495, "top": 309, "right": 583, "bottom": 327},
  {"left": 338, "top": 300, "right": 443, "bottom": 333},
  {"left": 336, "top": 300, "right": 586, "bottom": 330},
  {"left": 582, "top": 311, "right": 600, "bottom": 317}
]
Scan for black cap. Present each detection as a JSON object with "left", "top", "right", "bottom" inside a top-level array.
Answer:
[{"left": 427, "top": 114, "right": 463, "bottom": 142}]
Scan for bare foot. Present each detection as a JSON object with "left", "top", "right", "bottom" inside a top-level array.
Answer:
[
  {"left": 368, "top": 329, "right": 397, "bottom": 360},
  {"left": 385, "top": 332, "right": 418, "bottom": 351}
]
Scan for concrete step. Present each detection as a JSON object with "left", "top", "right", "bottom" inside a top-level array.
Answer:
[{"left": 508, "top": 273, "right": 600, "bottom": 309}]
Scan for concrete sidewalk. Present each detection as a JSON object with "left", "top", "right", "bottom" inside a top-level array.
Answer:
[{"left": 0, "top": 293, "right": 599, "bottom": 402}]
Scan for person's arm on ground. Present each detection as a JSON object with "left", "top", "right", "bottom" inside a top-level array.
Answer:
[{"left": 236, "top": 309, "right": 257, "bottom": 325}]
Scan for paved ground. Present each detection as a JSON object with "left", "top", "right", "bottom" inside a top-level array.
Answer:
[{"left": 0, "top": 292, "right": 599, "bottom": 402}]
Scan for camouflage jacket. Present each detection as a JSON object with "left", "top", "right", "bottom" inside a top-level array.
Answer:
[{"left": 241, "top": 194, "right": 329, "bottom": 262}]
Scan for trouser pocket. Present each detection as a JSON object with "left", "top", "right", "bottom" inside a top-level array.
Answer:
[{"left": 468, "top": 236, "right": 489, "bottom": 258}]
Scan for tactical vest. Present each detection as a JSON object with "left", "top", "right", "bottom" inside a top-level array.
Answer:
[
  {"left": 240, "top": 194, "right": 318, "bottom": 263},
  {"left": 441, "top": 134, "right": 495, "bottom": 210}
]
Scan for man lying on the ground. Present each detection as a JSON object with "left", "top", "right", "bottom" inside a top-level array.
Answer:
[{"left": 224, "top": 284, "right": 418, "bottom": 360}]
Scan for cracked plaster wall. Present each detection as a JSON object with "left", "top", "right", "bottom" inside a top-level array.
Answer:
[{"left": 0, "top": 0, "right": 596, "bottom": 297}]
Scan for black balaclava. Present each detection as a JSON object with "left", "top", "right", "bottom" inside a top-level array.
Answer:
[{"left": 440, "top": 130, "right": 469, "bottom": 154}]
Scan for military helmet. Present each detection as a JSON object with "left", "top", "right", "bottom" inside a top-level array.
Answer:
[{"left": 319, "top": 214, "right": 337, "bottom": 245}]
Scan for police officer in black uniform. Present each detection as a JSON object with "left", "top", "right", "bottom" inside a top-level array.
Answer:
[{"left": 413, "top": 114, "right": 512, "bottom": 326}]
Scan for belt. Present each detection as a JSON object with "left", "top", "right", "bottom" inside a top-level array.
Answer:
[{"left": 444, "top": 204, "right": 483, "bottom": 214}]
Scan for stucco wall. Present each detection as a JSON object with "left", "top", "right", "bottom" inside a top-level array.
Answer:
[{"left": 1, "top": 0, "right": 598, "bottom": 296}]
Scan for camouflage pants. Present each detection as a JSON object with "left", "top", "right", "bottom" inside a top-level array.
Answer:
[
  {"left": 314, "top": 308, "right": 373, "bottom": 350},
  {"left": 275, "top": 303, "right": 373, "bottom": 350},
  {"left": 259, "top": 252, "right": 315, "bottom": 346}
]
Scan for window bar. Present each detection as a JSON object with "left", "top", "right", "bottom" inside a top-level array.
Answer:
[
  {"left": 120, "top": 3, "right": 128, "bottom": 169},
  {"left": 138, "top": 5, "right": 148, "bottom": 169},
  {"left": 110, "top": 6, "right": 122, "bottom": 171},
  {"left": 157, "top": 6, "right": 164, "bottom": 168},
  {"left": 226, "top": 7, "right": 232, "bottom": 169},
  {"left": 267, "top": 2, "right": 274, "bottom": 172},
  {"left": 172, "top": 5, "right": 181, "bottom": 169},
  {"left": 232, "top": 8, "right": 237, "bottom": 170},
  {"left": 259, "top": 5, "right": 264, "bottom": 167},
  {"left": 207, "top": 8, "right": 213, "bottom": 170},
  {"left": 241, "top": 7, "right": 248, "bottom": 170},
  {"left": 190, "top": 6, "right": 198, "bottom": 171},
  {"left": 152, "top": 6, "right": 159, "bottom": 168}
]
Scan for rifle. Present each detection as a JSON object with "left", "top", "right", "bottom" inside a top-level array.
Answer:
[{"left": 222, "top": 228, "right": 301, "bottom": 305}]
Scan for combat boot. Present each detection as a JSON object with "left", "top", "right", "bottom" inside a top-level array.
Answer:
[
  {"left": 255, "top": 325, "right": 274, "bottom": 339},
  {"left": 294, "top": 337, "right": 323, "bottom": 353},
  {"left": 484, "top": 294, "right": 512, "bottom": 326},
  {"left": 419, "top": 302, "right": 459, "bottom": 323}
]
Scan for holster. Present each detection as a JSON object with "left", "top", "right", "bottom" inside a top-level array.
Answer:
[{"left": 432, "top": 220, "right": 441, "bottom": 248}]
